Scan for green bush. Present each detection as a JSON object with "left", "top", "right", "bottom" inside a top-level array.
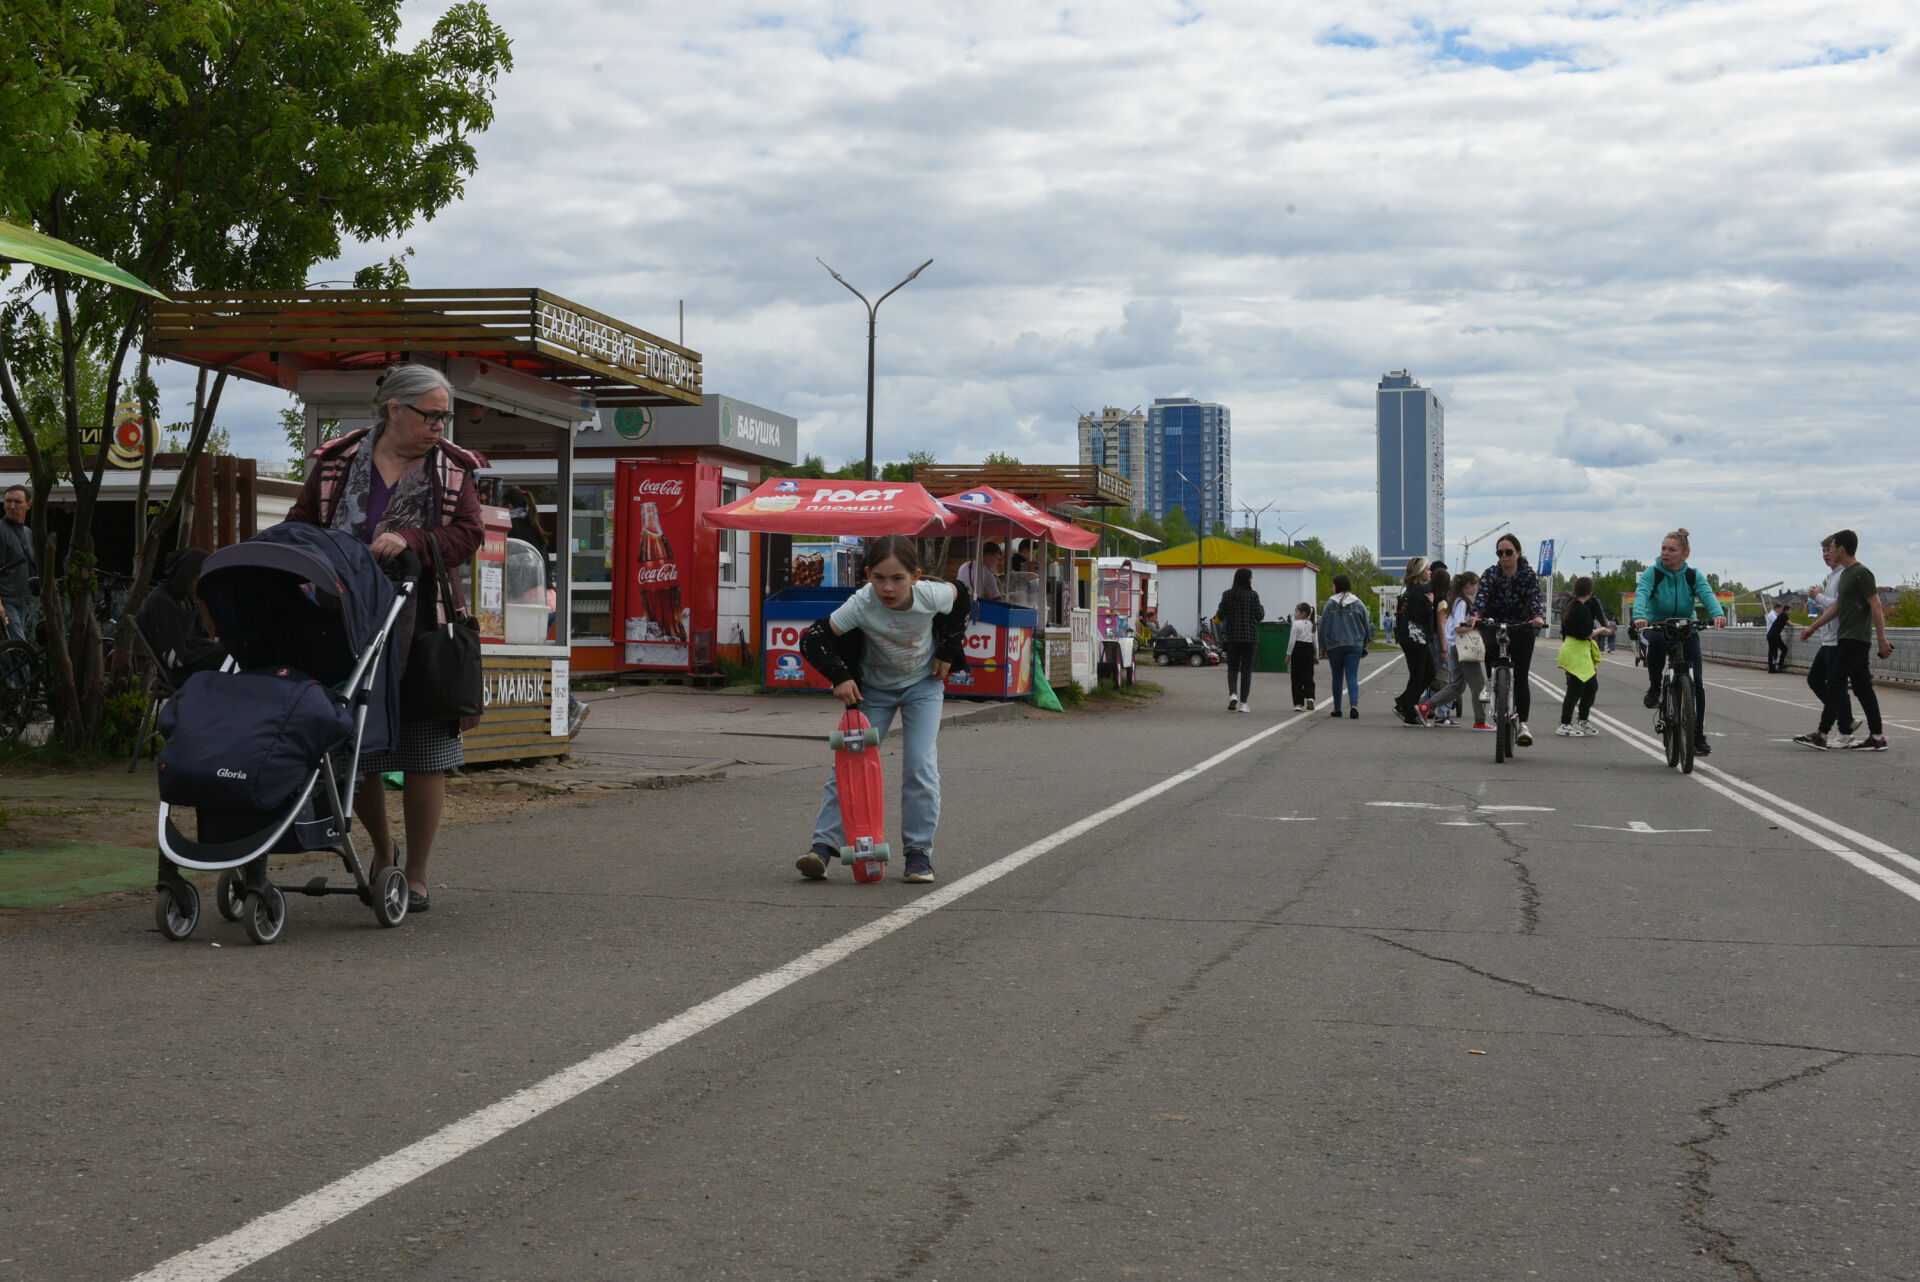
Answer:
[{"left": 100, "top": 674, "right": 150, "bottom": 761}]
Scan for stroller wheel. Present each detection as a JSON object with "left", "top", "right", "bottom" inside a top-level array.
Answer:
[
  {"left": 243, "top": 885, "right": 287, "bottom": 945},
  {"left": 215, "top": 869, "right": 245, "bottom": 922},
  {"left": 372, "top": 866, "right": 409, "bottom": 928},
  {"left": 154, "top": 881, "right": 199, "bottom": 941}
]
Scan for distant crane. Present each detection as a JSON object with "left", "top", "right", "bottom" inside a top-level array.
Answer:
[
  {"left": 1458, "top": 521, "right": 1509, "bottom": 569},
  {"left": 1578, "top": 554, "right": 1631, "bottom": 573}
]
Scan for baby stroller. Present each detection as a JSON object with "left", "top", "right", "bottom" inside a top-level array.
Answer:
[{"left": 153, "top": 523, "right": 416, "bottom": 945}]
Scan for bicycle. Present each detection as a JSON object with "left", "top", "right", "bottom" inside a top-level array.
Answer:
[
  {"left": 1479, "top": 620, "right": 1519, "bottom": 764},
  {"left": 0, "top": 572, "right": 139, "bottom": 744},
  {"left": 1642, "top": 617, "right": 1700, "bottom": 774}
]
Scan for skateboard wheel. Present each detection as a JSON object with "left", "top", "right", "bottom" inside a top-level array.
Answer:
[
  {"left": 828, "top": 730, "right": 843, "bottom": 750},
  {"left": 874, "top": 843, "right": 891, "bottom": 862},
  {"left": 867, "top": 727, "right": 884, "bottom": 747}
]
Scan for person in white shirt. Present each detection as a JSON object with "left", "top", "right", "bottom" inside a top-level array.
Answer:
[
  {"left": 956, "top": 541, "right": 1003, "bottom": 601},
  {"left": 1803, "top": 536, "right": 1856, "bottom": 740}
]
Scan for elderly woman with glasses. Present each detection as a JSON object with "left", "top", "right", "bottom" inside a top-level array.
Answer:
[
  {"left": 1466, "top": 532, "right": 1547, "bottom": 747},
  {"left": 287, "top": 363, "right": 487, "bottom": 912}
]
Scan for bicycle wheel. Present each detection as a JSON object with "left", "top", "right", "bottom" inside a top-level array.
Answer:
[
  {"left": 1492, "top": 666, "right": 1511, "bottom": 764},
  {"left": 1675, "top": 675, "right": 1696, "bottom": 774},
  {"left": 0, "top": 640, "right": 40, "bottom": 745},
  {"left": 1662, "top": 676, "right": 1682, "bottom": 768}
]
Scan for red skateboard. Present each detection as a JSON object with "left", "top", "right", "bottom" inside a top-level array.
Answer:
[{"left": 829, "top": 706, "right": 889, "bottom": 883}]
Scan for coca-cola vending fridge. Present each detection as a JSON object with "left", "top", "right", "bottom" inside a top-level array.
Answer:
[{"left": 612, "top": 459, "right": 721, "bottom": 670}]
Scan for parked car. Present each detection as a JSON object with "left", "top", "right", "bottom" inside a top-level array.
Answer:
[{"left": 1151, "top": 625, "right": 1221, "bottom": 667}]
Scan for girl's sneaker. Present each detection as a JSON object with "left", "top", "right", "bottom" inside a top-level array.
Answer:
[
  {"left": 796, "top": 844, "right": 836, "bottom": 880},
  {"left": 1228, "top": 695, "right": 1239, "bottom": 712},
  {"left": 1349, "top": 706, "right": 1359, "bottom": 720},
  {"left": 1578, "top": 720, "right": 1598, "bottom": 736},
  {"left": 1415, "top": 701, "right": 1434, "bottom": 726},
  {"left": 1472, "top": 720, "right": 1494, "bottom": 732},
  {"left": 903, "top": 850, "right": 936, "bottom": 883},
  {"left": 1845, "top": 735, "right": 1889, "bottom": 752},
  {"left": 1516, "top": 722, "right": 1534, "bottom": 746},
  {"left": 1555, "top": 723, "right": 1577, "bottom": 737},
  {"left": 1293, "top": 703, "right": 1305, "bottom": 711},
  {"left": 1305, "top": 698, "right": 1315, "bottom": 710}
]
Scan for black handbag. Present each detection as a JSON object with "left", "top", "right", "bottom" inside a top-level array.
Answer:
[{"left": 400, "top": 531, "right": 484, "bottom": 721}]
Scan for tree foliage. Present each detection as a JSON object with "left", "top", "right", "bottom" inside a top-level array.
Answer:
[{"left": 0, "top": 0, "right": 513, "bottom": 745}]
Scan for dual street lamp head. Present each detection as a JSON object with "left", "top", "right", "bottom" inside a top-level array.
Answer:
[{"left": 817, "top": 257, "right": 934, "bottom": 481}]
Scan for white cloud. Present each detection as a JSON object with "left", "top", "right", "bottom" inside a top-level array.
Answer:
[{"left": 138, "top": 0, "right": 1920, "bottom": 585}]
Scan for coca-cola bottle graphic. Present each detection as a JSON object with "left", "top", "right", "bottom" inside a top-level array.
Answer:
[{"left": 635, "top": 500, "right": 683, "bottom": 642}]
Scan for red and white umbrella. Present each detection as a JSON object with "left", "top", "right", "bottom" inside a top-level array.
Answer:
[
  {"left": 937, "top": 485, "right": 1099, "bottom": 550},
  {"left": 703, "top": 476, "right": 953, "bottom": 536}
]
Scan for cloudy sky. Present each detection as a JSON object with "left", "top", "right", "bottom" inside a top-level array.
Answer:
[{"left": 185, "top": 0, "right": 1919, "bottom": 589}]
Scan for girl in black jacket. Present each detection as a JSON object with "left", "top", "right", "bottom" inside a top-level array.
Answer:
[
  {"left": 1394, "top": 557, "right": 1435, "bottom": 725},
  {"left": 1215, "top": 568, "right": 1264, "bottom": 713}
]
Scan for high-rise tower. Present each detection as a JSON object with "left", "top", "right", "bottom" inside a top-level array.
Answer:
[
  {"left": 1145, "top": 397, "right": 1231, "bottom": 533},
  {"left": 1376, "top": 371, "right": 1444, "bottom": 575}
]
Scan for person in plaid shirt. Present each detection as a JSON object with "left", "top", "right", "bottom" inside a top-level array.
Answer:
[{"left": 1215, "top": 568, "right": 1266, "bottom": 713}]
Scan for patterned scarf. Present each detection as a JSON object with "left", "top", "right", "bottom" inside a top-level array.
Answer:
[{"left": 329, "top": 427, "right": 435, "bottom": 541}]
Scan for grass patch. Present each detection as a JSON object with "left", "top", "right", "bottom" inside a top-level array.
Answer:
[{"left": 1086, "top": 679, "right": 1161, "bottom": 702}]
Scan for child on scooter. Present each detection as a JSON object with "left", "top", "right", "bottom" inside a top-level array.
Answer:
[{"left": 795, "top": 535, "right": 971, "bottom": 885}]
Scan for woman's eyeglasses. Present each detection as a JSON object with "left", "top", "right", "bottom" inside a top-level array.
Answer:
[
  {"left": 408, "top": 403, "right": 455, "bottom": 429},
  {"left": 1497, "top": 548, "right": 1517, "bottom": 558}
]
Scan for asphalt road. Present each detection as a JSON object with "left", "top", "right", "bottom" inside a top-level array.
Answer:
[{"left": 4, "top": 651, "right": 1918, "bottom": 1281}]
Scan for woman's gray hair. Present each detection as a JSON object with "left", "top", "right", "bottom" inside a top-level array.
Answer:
[{"left": 372, "top": 363, "right": 454, "bottom": 426}]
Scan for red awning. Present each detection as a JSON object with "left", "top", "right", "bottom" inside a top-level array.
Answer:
[
  {"left": 703, "top": 477, "right": 953, "bottom": 536},
  {"left": 937, "top": 485, "right": 1099, "bottom": 550}
]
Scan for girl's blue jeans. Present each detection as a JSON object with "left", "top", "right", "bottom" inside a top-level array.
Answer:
[
  {"left": 1325, "top": 646, "right": 1364, "bottom": 709},
  {"left": 812, "top": 675, "right": 944, "bottom": 857}
]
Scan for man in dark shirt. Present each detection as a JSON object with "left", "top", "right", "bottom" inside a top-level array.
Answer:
[
  {"left": 0, "top": 485, "right": 36, "bottom": 642},
  {"left": 1794, "top": 529, "right": 1892, "bottom": 751}
]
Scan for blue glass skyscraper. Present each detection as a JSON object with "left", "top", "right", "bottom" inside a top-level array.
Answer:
[
  {"left": 1376, "top": 371, "right": 1445, "bottom": 576},
  {"left": 1145, "top": 397, "right": 1231, "bottom": 533}
]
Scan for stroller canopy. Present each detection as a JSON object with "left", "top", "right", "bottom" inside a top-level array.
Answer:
[{"left": 197, "top": 523, "right": 401, "bottom": 754}]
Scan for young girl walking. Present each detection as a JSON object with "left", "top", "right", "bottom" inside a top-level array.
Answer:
[
  {"left": 1426, "top": 572, "right": 1488, "bottom": 730},
  {"left": 1289, "top": 603, "right": 1317, "bottom": 711},
  {"left": 1555, "top": 575, "right": 1612, "bottom": 736},
  {"left": 794, "top": 535, "right": 968, "bottom": 884}
]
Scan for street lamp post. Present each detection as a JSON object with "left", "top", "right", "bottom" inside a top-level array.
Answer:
[
  {"left": 1174, "top": 468, "right": 1205, "bottom": 632},
  {"left": 816, "top": 257, "right": 933, "bottom": 481}
]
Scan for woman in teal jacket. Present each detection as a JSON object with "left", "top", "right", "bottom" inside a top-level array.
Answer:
[{"left": 1629, "top": 527, "right": 1725, "bottom": 754}]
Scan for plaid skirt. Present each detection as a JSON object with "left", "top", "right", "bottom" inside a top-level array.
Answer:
[{"left": 360, "top": 716, "right": 464, "bottom": 775}]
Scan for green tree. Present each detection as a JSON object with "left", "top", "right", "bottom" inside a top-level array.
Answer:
[
  {"left": 1161, "top": 504, "right": 1194, "bottom": 548},
  {"left": 0, "top": 0, "right": 513, "bottom": 746},
  {"left": 982, "top": 450, "right": 1022, "bottom": 468}
]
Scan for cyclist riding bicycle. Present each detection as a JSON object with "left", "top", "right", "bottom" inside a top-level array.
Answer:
[
  {"left": 1466, "top": 532, "right": 1546, "bottom": 746},
  {"left": 1630, "top": 527, "right": 1725, "bottom": 756}
]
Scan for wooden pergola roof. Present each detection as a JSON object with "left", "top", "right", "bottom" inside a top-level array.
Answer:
[
  {"left": 146, "top": 288, "right": 702, "bottom": 407},
  {"left": 914, "top": 464, "right": 1131, "bottom": 508}
]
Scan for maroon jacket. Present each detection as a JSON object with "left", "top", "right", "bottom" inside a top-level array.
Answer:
[{"left": 287, "top": 430, "right": 488, "bottom": 730}]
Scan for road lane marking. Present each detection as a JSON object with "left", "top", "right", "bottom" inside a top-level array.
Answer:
[
  {"left": 125, "top": 661, "right": 1400, "bottom": 1282},
  {"left": 1528, "top": 674, "right": 1920, "bottom": 902},
  {"left": 1598, "top": 654, "right": 1918, "bottom": 737},
  {"left": 1576, "top": 821, "right": 1711, "bottom": 834}
]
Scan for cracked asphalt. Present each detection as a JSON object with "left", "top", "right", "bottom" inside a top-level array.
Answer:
[{"left": 3, "top": 654, "right": 1918, "bottom": 1280}]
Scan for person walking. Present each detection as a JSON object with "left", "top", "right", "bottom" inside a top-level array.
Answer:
[
  {"left": 1555, "top": 576, "right": 1611, "bottom": 736},
  {"left": 1215, "top": 568, "right": 1264, "bottom": 713},
  {"left": 286, "top": 363, "right": 486, "bottom": 912},
  {"left": 1794, "top": 529, "right": 1892, "bottom": 752},
  {"left": 1804, "top": 535, "right": 1858, "bottom": 743},
  {"left": 1629, "top": 527, "right": 1726, "bottom": 757},
  {"left": 1421, "top": 561, "right": 1453, "bottom": 723},
  {"left": 1289, "top": 603, "right": 1317, "bottom": 711},
  {"left": 1766, "top": 599, "right": 1791, "bottom": 673},
  {"left": 1319, "top": 574, "right": 1372, "bottom": 718},
  {"left": 1392, "top": 558, "right": 1436, "bottom": 726},
  {"left": 796, "top": 535, "right": 972, "bottom": 882},
  {"left": 0, "top": 484, "right": 36, "bottom": 643},
  {"left": 1426, "top": 572, "right": 1487, "bottom": 730},
  {"left": 1468, "top": 533, "right": 1546, "bottom": 746}
]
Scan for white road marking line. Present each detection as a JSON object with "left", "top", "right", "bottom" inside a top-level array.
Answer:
[
  {"left": 1576, "top": 821, "right": 1711, "bottom": 834},
  {"left": 125, "top": 662, "right": 1400, "bottom": 1282},
  {"left": 1223, "top": 813, "right": 1318, "bottom": 821},
  {"left": 1598, "top": 654, "right": 1919, "bottom": 737},
  {"left": 1528, "top": 674, "right": 1920, "bottom": 902}
]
